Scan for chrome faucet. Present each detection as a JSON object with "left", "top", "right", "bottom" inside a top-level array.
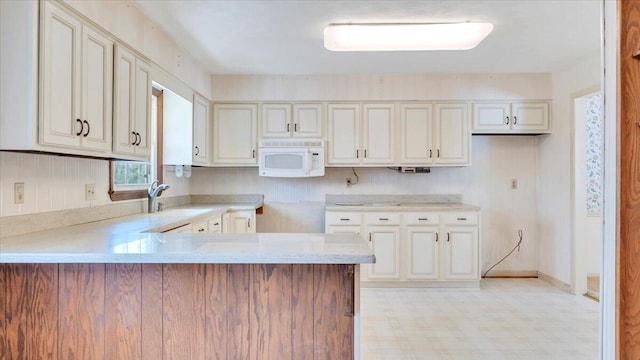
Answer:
[{"left": 148, "top": 180, "right": 170, "bottom": 213}]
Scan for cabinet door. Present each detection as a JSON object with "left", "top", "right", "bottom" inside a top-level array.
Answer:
[
  {"left": 293, "top": 103, "right": 323, "bottom": 138},
  {"left": 261, "top": 104, "right": 291, "bottom": 138},
  {"left": 208, "top": 216, "right": 222, "bottom": 233},
  {"left": 133, "top": 58, "right": 152, "bottom": 157},
  {"left": 192, "top": 93, "right": 210, "bottom": 165},
  {"left": 400, "top": 103, "right": 433, "bottom": 165},
  {"left": 362, "top": 104, "right": 395, "bottom": 165},
  {"left": 434, "top": 103, "right": 470, "bottom": 165},
  {"left": 213, "top": 104, "right": 258, "bottom": 165},
  {"left": 113, "top": 45, "right": 136, "bottom": 155},
  {"left": 228, "top": 210, "right": 256, "bottom": 233},
  {"left": 405, "top": 226, "right": 439, "bottom": 280},
  {"left": 443, "top": 226, "right": 479, "bottom": 280},
  {"left": 366, "top": 225, "right": 401, "bottom": 280},
  {"left": 40, "top": 2, "right": 82, "bottom": 148},
  {"left": 81, "top": 25, "right": 112, "bottom": 152},
  {"left": 327, "top": 104, "right": 360, "bottom": 165},
  {"left": 511, "top": 102, "right": 549, "bottom": 132},
  {"left": 471, "top": 103, "right": 511, "bottom": 132}
]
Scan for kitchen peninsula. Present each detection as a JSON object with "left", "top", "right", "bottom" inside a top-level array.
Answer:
[{"left": 0, "top": 206, "right": 374, "bottom": 359}]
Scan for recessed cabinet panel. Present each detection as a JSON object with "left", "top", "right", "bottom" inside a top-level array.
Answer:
[
  {"left": 367, "top": 225, "right": 401, "bottom": 280},
  {"left": 327, "top": 104, "right": 360, "bottom": 165},
  {"left": 134, "top": 59, "right": 151, "bottom": 156},
  {"left": 261, "top": 104, "right": 291, "bottom": 138},
  {"left": 472, "top": 103, "right": 510, "bottom": 131},
  {"left": 192, "top": 93, "right": 210, "bottom": 165},
  {"left": 293, "top": 104, "right": 323, "bottom": 137},
  {"left": 444, "top": 226, "right": 479, "bottom": 280},
  {"left": 406, "top": 226, "right": 439, "bottom": 280},
  {"left": 362, "top": 104, "right": 395, "bottom": 165},
  {"left": 512, "top": 103, "right": 549, "bottom": 131},
  {"left": 213, "top": 104, "right": 258, "bottom": 165},
  {"left": 113, "top": 46, "right": 134, "bottom": 154},
  {"left": 434, "top": 103, "right": 469, "bottom": 165},
  {"left": 82, "top": 26, "right": 112, "bottom": 151},
  {"left": 400, "top": 104, "right": 433, "bottom": 165}
]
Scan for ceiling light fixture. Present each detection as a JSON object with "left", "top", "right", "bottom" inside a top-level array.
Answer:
[{"left": 324, "top": 22, "right": 494, "bottom": 51}]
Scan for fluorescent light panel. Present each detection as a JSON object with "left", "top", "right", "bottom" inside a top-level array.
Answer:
[{"left": 324, "top": 22, "right": 494, "bottom": 51}]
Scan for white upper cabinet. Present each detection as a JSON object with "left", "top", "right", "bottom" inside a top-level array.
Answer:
[
  {"left": 434, "top": 103, "right": 470, "bottom": 165},
  {"left": 212, "top": 104, "right": 258, "bottom": 165},
  {"left": 472, "top": 101, "right": 549, "bottom": 134},
  {"left": 327, "top": 103, "right": 395, "bottom": 166},
  {"left": 113, "top": 44, "right": 151, "bottom": 160},
  {"left": 400, "top": 103, "right": 434, "bottom": 165},
  {"left": 261, "top": 103, "right": 323, "bottom": 138},
  {"left": 192, "top": 93, "right": 210, "bottom": 165},
  {"left": 40, "top": 1, "right": 113, "bottom": 153},
  {"left": 362, "top": 103, "right": 395, "bottom": 165},
  {"left": 327, "top": 103, "right": 360, "bottom": 165}
]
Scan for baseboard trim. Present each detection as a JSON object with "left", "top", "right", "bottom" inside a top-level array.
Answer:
[
  {"left": 537, "top": 271, "right": 572, "bottom": 293},
  {"left": 482, "top": 270, "right": 538, "bottom": 278}
]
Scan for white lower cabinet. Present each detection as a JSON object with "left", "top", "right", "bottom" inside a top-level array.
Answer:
[
  {"left": 326, "top": 209, "right": 480, "bottom": 286},
  {"left": 223, "top": 210, "right": 256, "bottom": 233}
]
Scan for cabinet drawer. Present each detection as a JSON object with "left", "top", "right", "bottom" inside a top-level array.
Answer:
[
  {"left": 364, "top": 213, "right": 401, "bottom": 225},
  {"left": 208, "top": 216, "right": 222, "bottom": 233},
  {"left": 326, "top": 212, "right": 362, "bottom": 226},
  {"left": 442, "top": 213, "right": 479, "bottom": 225},
  {"left": 192, "top": 220, "right": 208, "bottom": 233},
  {"left": 403, "top": 213, "right": 440, "bottom": 225}
]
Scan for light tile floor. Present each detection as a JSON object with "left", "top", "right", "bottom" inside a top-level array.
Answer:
[{"left": 360, "top": 278, "right": 599, "bottom": 360}]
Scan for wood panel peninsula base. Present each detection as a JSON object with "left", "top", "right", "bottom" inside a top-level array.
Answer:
[{"left": 0, "top": 263, "right": 360, "bottom": 359}]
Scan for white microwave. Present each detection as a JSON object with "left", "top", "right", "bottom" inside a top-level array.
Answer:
[{"left": 258, "top": 139, "right": 325, "bottom": 177}]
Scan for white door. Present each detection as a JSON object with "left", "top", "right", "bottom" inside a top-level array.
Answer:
[
  {"left": 400, "top": 103, "right": 434, "bottom": 165},
  {"left": 40, "top": 2, "right": 82, "bottom": 148},
  {"left": 134, "top": 58, "right": 152, "bottom": 157},
  {"left": 192, "top": 93, "right": 210, "bottom": 165},
  {"left": 362, "top": 104, "right": 395, "bottom": 165},
  {"left": 213, "top": 104, "right": 258, "bottom": 165},
  {"left": 327, "top": 104, "right": 360, "bottom": 165},
  {"left": 113, "top": 45, "right": 136, "bottom": 155},
  {"left": 293, "top": 104, "right": 323, "bottom": 138},
  {"left": 261, "top": 103, "right": 292, "bottom": 138},
  {"left": 434, "top": 103, "right": 470, "bottom": 165},
  {"left": 228, "top": 211, "right": 256, "bottom": 233},
  {"left": 367, "top": 225, "right": 401, "bottom": 280},
  {"left": 511, "top": 102, "right": 549, "bottom": 132},
  {"left": 81, "top": 25, "right": 112, "bottom": 152},
  {"left": 471, "top": 103, "right": 511, "bottom": 132},
  {"left": 443, "top": 226, "right": 479, "bottom": 280},
  {"left": 405, "top": 226, "right": 440, "bottom": 280}
]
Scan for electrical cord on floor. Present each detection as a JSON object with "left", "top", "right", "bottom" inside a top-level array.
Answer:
[{"left": 482, "top": 229, "right": 524, "bottom": 278}]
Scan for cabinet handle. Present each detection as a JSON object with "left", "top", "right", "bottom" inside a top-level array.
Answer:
[
  {"left": 83, "top": 120, "right": 90, "bottom": 137},
  {"left": 457, "top": 217, "right": 467, "bottom": 221},
  {"left": 513, "top": 116, "right": 518, "bottom": 125},
  {"left": 198, "top": 228, "right": 205, "bottom": 232},
  {"left": 195, "top": 146, "right": 199, "bottom": 156},
  {"left": 340, "top": 218, "right": 350, "bottom": 221},
  {"left": 418, "top": 217, "right": 428, "bottom": 221},
  {"left": 447, "top": 233, "right": 450, "bottom": 242},
  {"left": 368, "top": 232, "right": 372, "bottom": 242},
  {"left": 131, "top": 131, "right": 137, "bottom": 145},
  {"left": 343, "top": 265, "right": 355, "bottom": 317},
  {"left": 252, "top": 149, "right": 256, "bottom": 158},
  {"left": 435, "top": 232, "right": 439, "bottom": 242},
  {"left": 294, "top": 123, "right": 298, "bottom": 132},
  {"left": 437, "top": 149, "right": 440, "bottom": 158},
  {"left": 136, "top": 132, "right": 142, "bottom": 146},
  {"left": 76, "top": 119, "right": 83, "bottom": 136},
  {"left": 429, "top": 149, "right": 432, "bottom": 158},
  {"left": 379, "top": 218, "right": 389, "bottom": 221},
  {"left": 213, "top": 222, "right": 220, "bottom": 226},
  {"left": 356, "top": 149, "right": 359, "bottom": 158},
  {"left": 505, "top": 116, "right": 510, "bottom": 125},
  {"left": 248, "top": 218, "right": 251, "bottom": 228},
  {"left": 364, "top": 149, "right": 367, "bottom": 158},
  {"left": 287, "top": 123, "right": 290, "bottom": 132}
]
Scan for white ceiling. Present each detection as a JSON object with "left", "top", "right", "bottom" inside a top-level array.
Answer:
[{"left": 132, "top": 0, "right": 602, "bottom": 75}]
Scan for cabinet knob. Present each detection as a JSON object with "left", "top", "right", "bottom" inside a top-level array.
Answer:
[
  {"left": 213, "top": 222, "right": 220, "bottom": 226},
  {"left": 356, "top": 149, "right": 359, "bottom": 159},
  {"left": 198, "top": 228, "right": 205, "bottom": 232},
  {"left": 136, "top": 132, "right": 142, "bottom": 146},
  {"left": 437, "top": 149, "right": 440, "bottom": 158},
  {"left": 76, "top": 119, "right": 83, "bottom": 136},
  {"left": 364, "top": 149, "right": 367, "bottom": 158},
  {"left": 83, "top": 120, "right": 90, "bottom": 137},
  {"left": 247, "top": 218, "right": 251, "bottom": 228}
]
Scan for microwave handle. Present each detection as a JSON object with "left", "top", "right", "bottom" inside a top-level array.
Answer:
[{"left": 305, "top": 149, "right": 313, "bottom": 174}]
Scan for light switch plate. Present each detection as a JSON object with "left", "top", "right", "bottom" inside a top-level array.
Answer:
[
  {"left": 14, "top": 182, "right": 24, "bottom": 204},
  {"left": 511, "top": 179, "right": 518, "bottom": 189}
]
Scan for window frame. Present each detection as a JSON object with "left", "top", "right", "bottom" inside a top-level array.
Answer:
[{"left": 108, "top": 87, "right": 164, "bottom": 201}]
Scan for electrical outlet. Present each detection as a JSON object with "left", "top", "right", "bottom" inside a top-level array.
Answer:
[
  {"left": 346, "top": 178, "right": 353, "bottom": 187},
  {"left": 85, "top": 183, "right": 96, "bottom": 201},
  {"left": 511, "top": 179, "right": 518, "bottom": 189},
  {"left": 14, "top": 182, "right": 24, "bottom": 204}
]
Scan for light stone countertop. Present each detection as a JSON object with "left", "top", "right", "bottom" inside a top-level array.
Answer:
[
  {"left": 324, "top": 203, "right": 480, "bottom": 212},
  {"left": 0, "top": 203, "right": 375, "bottom": 264},
  {"left": 324, "top": 194, "right": 480, "bottom": 212}
]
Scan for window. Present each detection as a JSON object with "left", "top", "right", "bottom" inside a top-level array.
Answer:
[{"left": 109, "top": 87, "right": 163, "bottom": 201}]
